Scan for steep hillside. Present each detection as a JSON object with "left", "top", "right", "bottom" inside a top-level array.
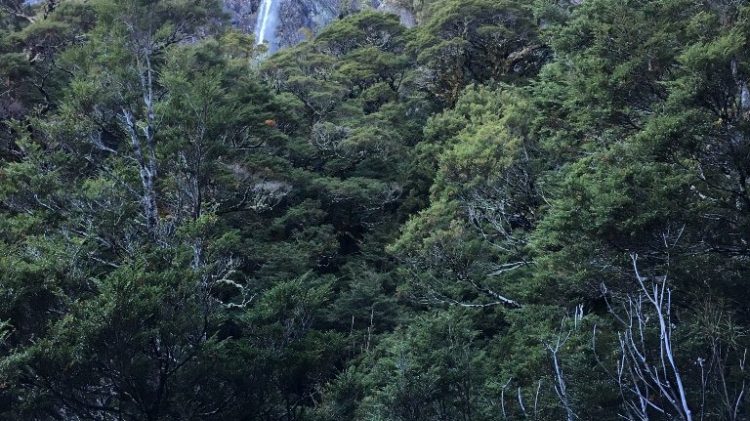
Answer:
[{"left": 4, "top": 0, "right": 750, "bottom": 420}]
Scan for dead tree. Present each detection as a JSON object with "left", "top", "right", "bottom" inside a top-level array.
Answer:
[
  {"left": 545, "top": 304, "right": 582, "bottom": 421},
  {"left": 604, "top": 254, "right": 692, "bottom": 421}
]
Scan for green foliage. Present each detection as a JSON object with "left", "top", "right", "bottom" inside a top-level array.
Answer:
[
  {"left": 408, "top": 0, "right": 546, "bottom": 105},
  {"left": 3, "top": 0, "right": 750, "bottom": 419},
  {"left": 355, "top": 311, "right": 490, "bottom": 421}
]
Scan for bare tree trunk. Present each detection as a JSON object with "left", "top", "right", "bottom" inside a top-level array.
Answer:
[
  {"left": 547, "top": 334, "right": 575, "bottom": 421},
  {"left": 121, "top": 108, "right": 159, "bottom": 236},
  {"left": 119, "top": 48, "right": 161, "bottom": 238}
]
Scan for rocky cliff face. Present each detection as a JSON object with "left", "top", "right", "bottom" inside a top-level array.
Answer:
[
  {"left": 224, "top": 0, "right": 415, "bottom": 51},
  {"left": 368, "top": 0, "right": 416, "bottom": 27},
  {"left": 224, "top": 0, "right": 262, "bottom": 34},
  {"left": 277, "top": 0, "right": 339, "bottom": 48}
]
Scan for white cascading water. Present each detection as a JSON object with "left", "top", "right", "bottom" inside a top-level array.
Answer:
[{"left": 254, "top": 0, "right": 280, "bottom": 51}]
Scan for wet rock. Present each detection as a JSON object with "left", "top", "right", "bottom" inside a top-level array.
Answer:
[
  {"left": 224, "top": 0, "right": 261, "bottom": 33},
  {"left": 276, "top": 0, "right": 339, "bottom": 48},
  {"left": 368, "top": 0, "right": 416, "bottom": 27}
]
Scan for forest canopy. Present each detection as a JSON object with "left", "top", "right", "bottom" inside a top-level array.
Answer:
[{"left": 2, "top": 0, "right": 750, "bottom": 420}]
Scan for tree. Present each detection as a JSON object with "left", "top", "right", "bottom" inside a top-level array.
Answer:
[{"left": 408, "top": 0, "right": 546, "bottom": 105}]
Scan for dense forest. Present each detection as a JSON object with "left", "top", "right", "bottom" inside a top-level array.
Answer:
[{"left": 2, "top": 0, "right": 750, "bottom": 419}]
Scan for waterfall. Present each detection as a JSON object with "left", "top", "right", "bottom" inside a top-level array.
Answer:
[{"left": 254, "top": 0, "right": 280, "bottom": 52}]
